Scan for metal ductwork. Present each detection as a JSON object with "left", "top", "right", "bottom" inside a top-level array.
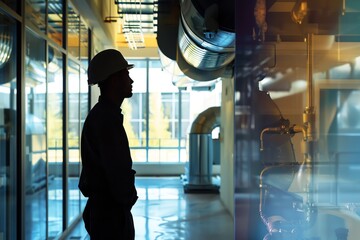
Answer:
[
  {"left": 158, "top": 48, "right": 220, "bottom": 90},
  {"left": 0, "top": 30, "right": 12, "bottom": 69},
  {"left": 176, "top": 0, "right": 235, "bottom": 81},
  {"left": 0, "top": 22, "right": 14, "bottom": 85},
  {"left": 190, "top": 106, "right": 220, "bottom": 134},
  {"left": 157, "top": 0, "right": 235, "bottom": 85},
  {"left": 178, "top": 0, "right": 235, "bottom": 71},
  {"left": 183, "top": 106, "right": 221, "bottom": 193}
]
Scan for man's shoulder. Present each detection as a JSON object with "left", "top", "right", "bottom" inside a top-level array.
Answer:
[
  {"left": 88, "top": 101, "right": 109, "bottom": 116},
  {"left": 84, "top": 103, "right": 103, "bottom": 124},
  {"left": 85, "top": 101, "right": 116, "bottom": 125}
]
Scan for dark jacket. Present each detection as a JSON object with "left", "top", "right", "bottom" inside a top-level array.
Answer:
[{"left": 79, "top": 96, "right": 137, "bottom": 210}]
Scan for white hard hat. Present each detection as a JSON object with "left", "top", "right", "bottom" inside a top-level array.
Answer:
[{"left": 87, "top": 49, "right": 134, "bottom": 85}]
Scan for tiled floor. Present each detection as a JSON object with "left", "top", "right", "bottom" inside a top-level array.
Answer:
[{"left": 65, "top": 177, "right": 234, "bottom": 240}]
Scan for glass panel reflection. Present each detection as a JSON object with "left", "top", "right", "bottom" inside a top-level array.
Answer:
[
  {"left": 67, "top": 3, "right": 80, "bottom": 58},
  {"left": 0, "top": 12, "right": 17, "bottom": 240},
  {"left": 80, "top": 18, "right": 88, "bottom": 63},
  {"left": 48, "top": 0, "right": 64, "bottom": 46},
  {"left": 235, "top": 1, "right": 360, "bottom": 238},
  {"left": 47, "top": 46, "right": 63, "bottom": 238},
  {"left": 25, "top": 0, "right": 46, "bottom": 33},
  {"left": 67, "top": 60, "right": 81, "bottom": 225},
  {"left": 318, "top": 85, "right": 360, "bottom": 206},
  {"left": 79, "top": 66, "right": 88, "bottom": 211},
  {"left": 25, "top": 29, "right": 47, "bottom": 240}
]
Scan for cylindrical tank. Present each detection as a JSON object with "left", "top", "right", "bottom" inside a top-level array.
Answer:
[
  {"left": 187, "top": 133, "right": 213, "bottom": 185},
  {"left": 183, "top": 107, "right": 220, "bottom": 192}
]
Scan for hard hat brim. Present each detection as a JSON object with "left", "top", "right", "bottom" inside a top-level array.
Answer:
[{"left": 127, "top": 64, "right": 135, "bottom": 70}]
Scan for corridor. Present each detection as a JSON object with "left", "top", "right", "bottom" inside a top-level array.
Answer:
[{"left": 66, "top": 177, "right": 234, "bottom": 240}]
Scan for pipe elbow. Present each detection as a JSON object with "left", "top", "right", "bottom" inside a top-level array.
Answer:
[{"left": 190, "top": 106, "right": 221, "bottom": 134}]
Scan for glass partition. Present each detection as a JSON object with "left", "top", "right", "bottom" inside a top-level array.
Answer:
[
  {"left": 0, "top": 11, "right": 17, "bottom": 240},
  {"left": 79, "top": 65, "right": 88, "bottom": 210},
  {"left": 0, "top": 0, "right": 90, "bottom": 237},
  {"left": 25, "top": 0, "right": 46, "bottom": 33},
  {"left": 67, "top": 3, "right": 80, "bottom": 58},
  {"left": 47, "top": 45, "right": 63, "bottom": 238},
  {"left": 80, "top": 18, "right": 89, "bottom": 64},
  {"left": 235, "top": 1, "right": 360, "bottom": 239},
  {"left": 48, "top": 0, "right": 64, "bottom": 46},
  {"left": 67, "top": 59, "right": 81, "bottom": 225},
  {"left": 79, "top": 19, "right": 89, "bottom": 191},
  {"left": 24, "top": 29, "right": 47, "bottom": 240}
]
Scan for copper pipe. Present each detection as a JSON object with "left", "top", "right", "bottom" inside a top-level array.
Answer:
[{"left": 306, "top": 34, "right": 313, "bottom": 108}]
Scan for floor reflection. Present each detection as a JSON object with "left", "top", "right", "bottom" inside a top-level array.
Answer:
[{"left": 68, "top": 177, "right": 234, "bottom": 240}]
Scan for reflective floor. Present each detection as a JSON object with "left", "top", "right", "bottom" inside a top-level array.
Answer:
[{"left": 66, "top": 177, "right": 234, "bottom": 240}]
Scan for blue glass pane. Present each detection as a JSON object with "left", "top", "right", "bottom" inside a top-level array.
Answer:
[
  {"left": 47, "top": 46, "right": 63, "bottom": 238},
  {"left": 0, "top": 11, "right": 17, "bottom": 240},
  {"left": 25, "top": 29, "right": 47, "bottom": 240}
]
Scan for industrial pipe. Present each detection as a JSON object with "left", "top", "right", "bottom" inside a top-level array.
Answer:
[
  {"left": 190, "top": 106, "right": 220, "bottom": 134},
  {"left": 184, "top": 106, "right": 221, "bottom": 192}
]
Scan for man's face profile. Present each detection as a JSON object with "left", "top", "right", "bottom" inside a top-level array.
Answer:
[{"left": 111, "top": 69, "right": 134, "bottom": 98}]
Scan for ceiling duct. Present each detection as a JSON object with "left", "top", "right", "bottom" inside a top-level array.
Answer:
[
  {"left": 178, "top": 0, "right": 235, "bottom": 72},
  {"left": 158, "top": 47, "right": 220, "bottom": 90},
  {"left": 157, "top": 0, "right": 234, "bottom": 83}
]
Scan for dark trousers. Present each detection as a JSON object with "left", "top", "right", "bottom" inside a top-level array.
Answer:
[{"left": 83, "top": 196, "right": 135, "bottom": 239}]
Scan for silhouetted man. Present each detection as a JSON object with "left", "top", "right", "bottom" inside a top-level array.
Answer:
[{"left": 79, "top": 49, "right": 138, "bottom": 239}]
